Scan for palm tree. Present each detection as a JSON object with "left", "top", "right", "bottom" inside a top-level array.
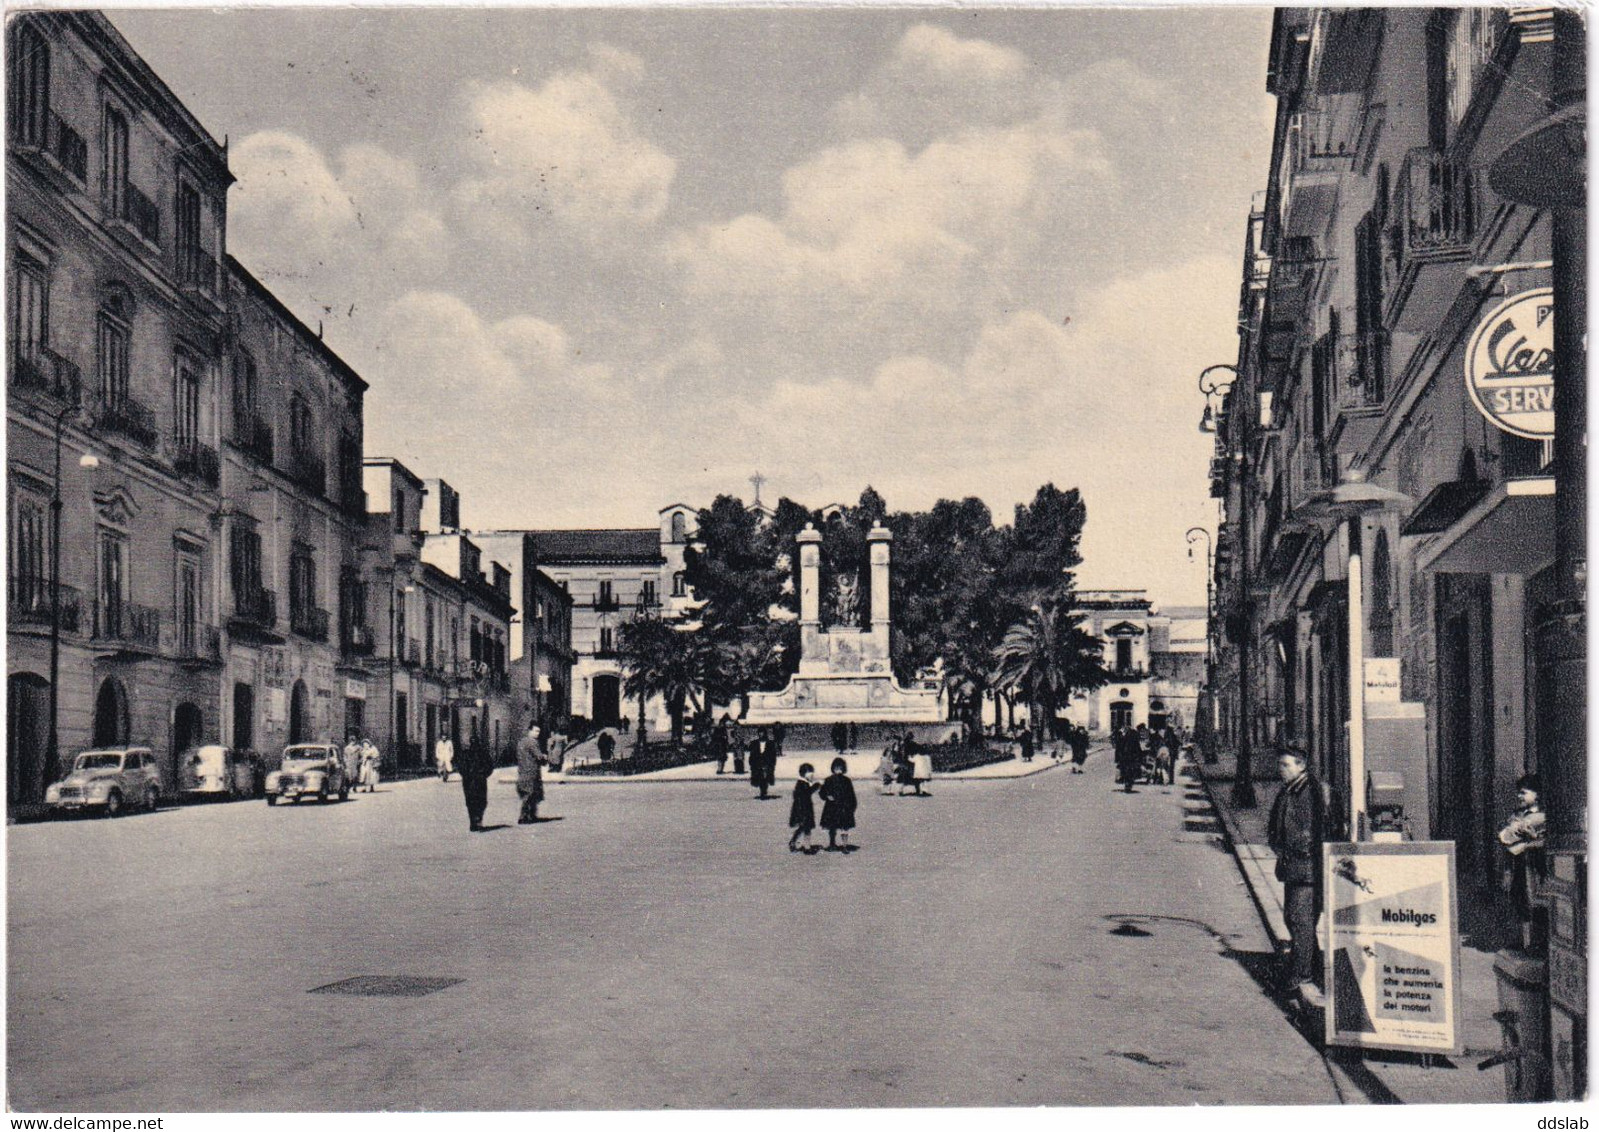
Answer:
[
  {"left": 992, "top": 599, "right": 1108, "bottom": 742},
  {"left": 618, "top": 614, "right": 711, "bottom": 748}
]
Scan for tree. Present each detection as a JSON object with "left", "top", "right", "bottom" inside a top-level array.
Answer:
[
  {"left": 618, "top": 614, "right": 711, "bottom": 747},
  {"left": 992, "top": 599, "right": 1109, "bottom": 742}
]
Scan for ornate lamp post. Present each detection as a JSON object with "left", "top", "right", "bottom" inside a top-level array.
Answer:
[{"left": 45, "top": 394, "right": 96, "bottom": 797}]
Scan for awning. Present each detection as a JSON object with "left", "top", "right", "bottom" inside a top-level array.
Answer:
[
  {"left": 1416, "top": 476, "right": 1557, "bottom": 576},
  {"left": 1402, "top": 480, "right": 1493, "bottom": 537}
]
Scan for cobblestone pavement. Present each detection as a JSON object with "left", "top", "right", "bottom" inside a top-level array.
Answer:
[{"left": 9, "top": 747, "right": 1341, "bottom": 1110}]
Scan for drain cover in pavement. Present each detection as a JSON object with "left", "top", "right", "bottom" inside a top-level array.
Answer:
[{"left": 310, "top": 976, "right": 462, "bottom": 997}]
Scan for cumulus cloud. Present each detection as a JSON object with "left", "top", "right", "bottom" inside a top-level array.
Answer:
[{"left": 452, "top": 45, "right": 676, "bottom": 243}]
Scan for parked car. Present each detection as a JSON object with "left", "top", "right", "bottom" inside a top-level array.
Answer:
[
  {"left": 44, "top": 747, "right": 161, "bottom": 817},
  {"left": 264, "top": 744, "right": 349, "bottom": 805},
  {"left": 178, "top": 744, "right": 260, "bottom": 801}
]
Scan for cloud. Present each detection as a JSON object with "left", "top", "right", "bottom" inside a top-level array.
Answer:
[{"left": 452, "top": 45, "right": 676, "bottom": 243}]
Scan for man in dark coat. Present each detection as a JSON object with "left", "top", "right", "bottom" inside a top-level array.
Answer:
[
  {"left": 711, "top": 716, "right": 730, "bottom": 774},
  {"left": 1113, "top": 726, "right": 1141, "bottom": 791},
  {"left": 1267, "top": 746, "right": 1335, "bottom": 1003},
  {"left": 458, "top": 728, "right": 496, "bottom": 832}
]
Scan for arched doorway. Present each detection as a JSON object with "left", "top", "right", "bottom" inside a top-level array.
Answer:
[
  {"left": 8, "top": 673, "right": 50, "bottom": 803},
  {"left": 592, "top": 674, "right": 621, "bottom": 728},
  {"left": 1109, "top": 700, "right": 1134, "bottom": 732},
  {"left": 93, "top": 677, "right": 130, "bottom": 747},
  {"left": 1149, "top": 700, "right": 1168, "bottom": 732},
  {"left": 172, "top": 702, "right": 203, "bottom": 788},
  {"left": 289, "top": 680, "right": 310, "bottom": 744}
]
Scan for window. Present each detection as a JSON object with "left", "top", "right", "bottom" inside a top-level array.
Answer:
[
  {"left": 174, "top": 354, "right": 201, "bottom": 447},
  {"left": 670, "top": 512, "right": 686, "bottom": 543},
  {"left": 289, "top": 545, "right": 317, "bottom": 618},
  {"left": 1115, "top": 638, "right": 1133, "bottom": 672},
  {"left": 640, "top": 580, "right": 656, "bottom": 607},
  {"left": 1369, "top": 529, "right": 1394, "bottom": 657},
  {"left": 175, "top": 183, "right": 202, "bottom": 281},
  {"left": 177, "top": 557, "right": 200, "bottom": 656},
  {"left": 98, "top": 531, "right": 127, "bottom": 636},
  {"left": 103, "top": 105, "right": 129, "bottom": 220},
  {"left": 672, "top": 571, "right": 685, "bottom": 598},
  {"left": 9, "top": 21, "right": 49, "bottom": 149},
  {"left": 598, "top": 580, "right": 613, "bottom": 605},
  {"left": 600, "top": 626, "right": 614, "bottom": 655},
  {"left": 233, "top": 352, "right": 257, "bottom": 435},
  {"left": 395, "top": 589, "right": 408, "bottom": 651},
  {"left": 97, "top": 305, "right": 131, "bottom": 409},
  {"left": 230, "top": 525, "right": 263, "bottom": 601},
  {"left": 10, "top": 255, "right": 48, "bottom": 372},
  {"left": 10, "top": 491, "right": 47, "bottom": 610},
  {"left": 339, "top": 431, "right": 362, "bottom": 510},
  {"left": 1354, "top": 213, "right": 1388, "bottom": 404},
  {"left": 424, "top": 598, "right": 435, "bottom": 667},
  {"left": 392, "top": 487, "right": 405, "bottom": 533},
  {"left": 290, "top": 394, "right": 313, "bottom": 457}
]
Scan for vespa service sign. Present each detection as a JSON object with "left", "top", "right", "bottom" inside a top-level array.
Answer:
[
  {"left": 1465, "top": 288, "right": 1554, "bottom": 440},
  {"left": 1324, "top": 841, "right": 1462, "bottom": 1054}
]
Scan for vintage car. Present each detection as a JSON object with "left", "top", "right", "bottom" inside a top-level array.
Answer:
[
  {"left": 264, "top": 743, "right": 349, "bottom": 805},
  {"left": 44, "top": 747, "right": 161, "bottom": 817},
  {"left": 178, "top": 744, "right": 260, "bottom": 801}
]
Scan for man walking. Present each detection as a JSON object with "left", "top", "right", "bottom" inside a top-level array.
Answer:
[
  {"left": 458, "top": 727, "right": 495, "bottom": 832},
  {"left": 435, "top": 733, "right": 455, "bottom": 782},
  {"left": 1267, "top": 746, "right": 1334, "bottom": 1006},
  {"left": 516, "top": 723, "right": 545, "bottom": 825}
]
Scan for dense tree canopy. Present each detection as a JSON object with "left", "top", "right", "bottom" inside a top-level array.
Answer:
[{"left": 679, "top": 483, "right": 1103, "bottom": 735}]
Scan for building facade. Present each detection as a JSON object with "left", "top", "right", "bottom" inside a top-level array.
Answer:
[
  {"left": 469, "top": 529, "right": 575, "bottom": 737},
  {"left": 1208, "top": 7, "right": 1584, "bottom": 1096},
  {"left": 7, "top": 11, "right": 234, "bottom": 800},
  {"left": 1062, "top": 591, "right": 1203, "bottom": 737}
]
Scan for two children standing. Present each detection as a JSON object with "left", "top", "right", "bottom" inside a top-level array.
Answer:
[{"left": 788, "top": 758, "right": 858, "bottom": 854}]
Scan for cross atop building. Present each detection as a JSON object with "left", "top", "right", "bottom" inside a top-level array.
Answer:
[{"left": 749, "top": 471, "right": 766, "bottom": 507}]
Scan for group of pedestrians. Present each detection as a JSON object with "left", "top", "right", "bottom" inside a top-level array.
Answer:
[
  {"left": 1111, "top": 722, "right": 1183, "bottom": 792},
  {"left": 875, "top": 732, "right": 933, "bottom": 796},
  {"left": 340, "top": 734, "right": 382, "bottom": 793}
]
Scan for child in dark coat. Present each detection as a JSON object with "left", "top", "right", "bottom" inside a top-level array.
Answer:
[
  {"left": 818, "top": 756, "right": 858, "bottom": 852},
  {"left": 788, "top": 763, "right": 820, "bottom": 854}
]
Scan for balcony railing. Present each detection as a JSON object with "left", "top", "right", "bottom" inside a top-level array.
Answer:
[
  {"left": 290, "top": 604, "right": 330, "bottom": 642},
  {"left": 592, "top": 644, "right": 619, "bottom": 659},
  {"left": 50, "top": 112, "right": 87, "bottom": 182},
  {"left": 592, "top": 594, "right": 620, "bottom": 611},
  {"left": 93, "top": 600, "right": 161, "bottom": 651},
  {"left": 125, "top": 184, "right": 161, "bottom": 246},
  {"left": 1385, "top": 147, "right": 1480, "bottom": 331},
  {"left": 175, "top": 622, "right": 221, "bottom": 664},
  {"left": 233, "top": 413, "right": 274, "bottom": 465},
  {"left": 173, "top": 439, "right": 220, "bottom": 488},
  {"left": 11, "top": 348, "right": 82, "bottom": 404},
  {"left": 178, "top": 243, "right": 218, "bottom": 294},
  {"left": 288, "top": 450, "right": 327, "bottom": 497},
  {"left": 8, "top": 577, "right": 81, "bottom": 634},
  {"left": 91, "top": 392, "right": 158, "bottom": 448},
  {"left": 232, "top": 585, "right": 277, "bottom": 630}
]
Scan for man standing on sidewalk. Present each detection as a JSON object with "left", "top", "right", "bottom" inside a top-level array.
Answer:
[{"left": 1267, "top": 746, "right": 1333, "bottom": 1006}]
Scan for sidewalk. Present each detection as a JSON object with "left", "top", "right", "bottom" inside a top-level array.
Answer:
[
  {"left": 1194, "top": 759, "right": 1508, "bottom": 1105},
  {"left": 514, "top": 746, "right": 1073, "bottom": 786}
]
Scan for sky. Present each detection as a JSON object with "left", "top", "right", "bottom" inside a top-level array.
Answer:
[{"left": 111, "top": 5, "right": 1277, "bottom": 607}]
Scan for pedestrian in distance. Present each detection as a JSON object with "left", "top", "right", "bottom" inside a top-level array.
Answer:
[
  {"left": 1019, "top": 728, "right": 1034, "bottom": 763},
  {"left": 731, "top": 719, "right": 746, "bottom": 776},
  {"left": 897, "top": 731, "right": 923, "bottom": 795},
  {"left": 711, "top": 716, "right": 730, "bottom": 775},
  {"left": 818, "top": 757, "right": 858, "bottom": 852},
  {"left": 458, "top": 729, "right": 496, "bottom": 833},
  {"left": 597, "top": 729, "right": 616, "bottom": 763},
  {"left": 1114, "top": 726, "right": 1141, "bottom": 792},
  {"left": 773, "top": 720, "right": 787, "bottom": 759},
  {"left": 788, "top": 762, "right": 821, "bottom": 854},
  {"left": 847, "top": 721, "right": 858, "bottom": 753},
  {"left": 876, "top": 738, "right": 900, "bottom": 796},
  {"left": 435, "top": 734, "right": 456, "bottom": 782},
  {"left": 750, "top": 726, "right": 777, "bottom": 799},
  {"left": 359, "top": 738, "right": 381, "bottom": 793},
  {"left": 516, "top": 723, "right": 545, "bottom": 825},
  {"left": 1267, "top": 745, "right": 1337, "bottom": 1006},
  {"left": 830, "top": 721, "right": 848, "bottom": 760},
  {"left": 1069, "top": 725, "right": 1090, "bottom": 773},
  {"left": 342, "top": 733, "right": 362, "bottom": 786}
]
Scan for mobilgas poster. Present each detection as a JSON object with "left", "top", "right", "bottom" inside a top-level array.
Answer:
[{"left": 1324, "top": 841, "right": 1462, "bottom": 1054}]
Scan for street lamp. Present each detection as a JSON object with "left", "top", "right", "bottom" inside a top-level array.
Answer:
[
  {"left": 1185, "top": 526, "right": 1214, "bottom": 670},
  {"left": 389, "top": 579, "right": 414, "bottom": 773},
  {"left": 45, "top": 395, "right": 92, "bottom": 797},
  {"left": 1198, "top": 364, "right": 1236, "bottom": 434}
]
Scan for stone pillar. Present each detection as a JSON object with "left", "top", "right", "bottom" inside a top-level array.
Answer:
[
  {"left": 797, "top": 524, "right": 823, "bottom": 673},
  {"left": 868, "top": 523, "right": 892, "bottom": 658}
]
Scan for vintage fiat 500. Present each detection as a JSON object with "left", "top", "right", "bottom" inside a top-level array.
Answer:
[
  {"left": 45, "top": 747, "right": 162, "bottom": 817},
  {"left": 264, "top": 744, "right": 349, "bottom": 805}
]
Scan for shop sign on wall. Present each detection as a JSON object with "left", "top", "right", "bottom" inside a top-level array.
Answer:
[
  {"left": 1324, "top": 841, "right": 1461, "bottom": 1054},
  {"left": 1465, "top": 287, "right": 1554, "bottom": 440}
]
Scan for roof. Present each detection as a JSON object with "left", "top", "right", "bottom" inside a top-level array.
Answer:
[
  {"left": 527, "top": 529, "right": 664, "bottom": 566},
  {"left": 229, "top": 258, "right": 369, "bottom": 393}
]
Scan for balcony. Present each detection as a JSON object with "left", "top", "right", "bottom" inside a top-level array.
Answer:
[
  {"left": 288, "top": 450, "right": 327, "bottom": 498},
  {"left": 124, "top": 184, "right": 161, "bottom": 247},
  {"left": 92, "top": 600, "right": 161, "bottom": 653},
  {"left": 342, "top": 623, "right": 376, "bottom": 656},
  {"left": 8, "top": 577, "right": 81, "bottom": 634},
  {"left": 233, "top": 413, "right": 274, "bottom": 465},
  {"left": 10, "top": 348, "right": 82, "bottom": 404},
  {"left": 592, "top": 645, "right": 619, "bottom": 660},
  {"left": 1385, "top": 147, "right": 1481, "bottom": 332},
  {"left": 592, "top": 594, "right": 621, "bottom": 612},
  {"left": 50, "top": 112, "right": 87, "bottom": 182},
  {"left": 173, "top": 440, "right": 220, "bottom": 489},
  {"left": 290, "top": 604, "right": 330, "bottom": 642},
  {"left": 91, "top": 393, "right": 158, "bottom": 448},
  {"left": 175, "top": 623, "right": 222, "bottom": 665},
  {"left": 231, "top": 585, "right": 277, "bottom": 631},
  {"left": 177, "top": 243, "right": 218, "bottom": 296}
]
